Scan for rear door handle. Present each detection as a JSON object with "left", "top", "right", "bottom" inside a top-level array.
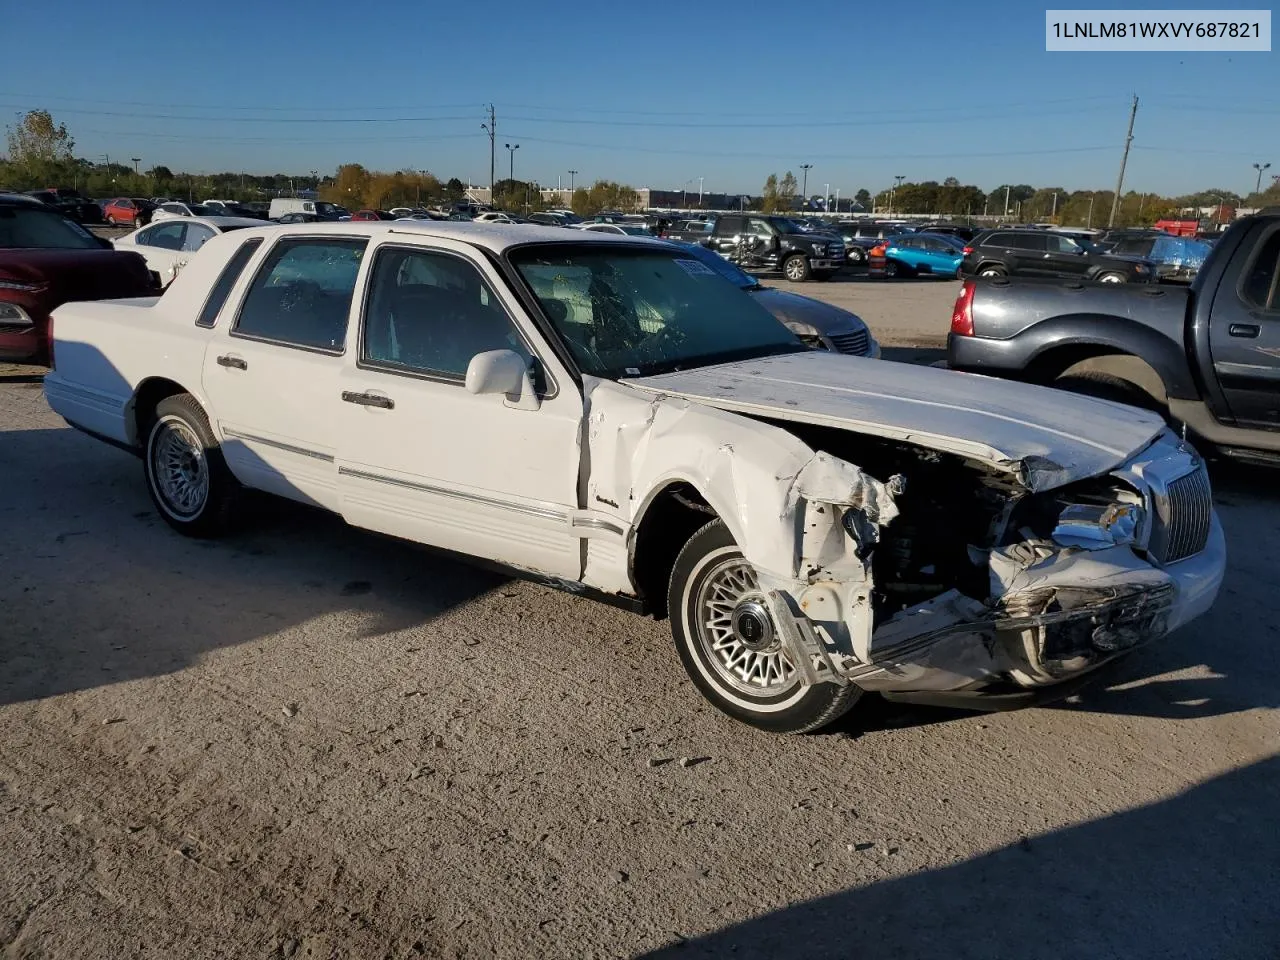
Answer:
[
  {"left": 341, "top": 391, "right": 394, "bottom": 410},
  {"left": 1229, "top": 323, "right": 1260, "bottom": 338},
  {"left": 216, "top": 354, "right": 247, "bottom": 370}
]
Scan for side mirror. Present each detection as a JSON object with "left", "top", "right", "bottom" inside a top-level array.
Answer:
[{"left": 465, "top": 349, "right": 539, "bottom": 411}]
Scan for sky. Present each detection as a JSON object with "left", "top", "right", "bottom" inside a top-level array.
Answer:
[{"left": 3, "top": 0, "right": 1277, "bottom": 197}]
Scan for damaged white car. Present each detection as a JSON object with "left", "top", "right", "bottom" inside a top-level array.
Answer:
[{"left": 44, "top": 223, "right": 1225, "bottom": 733}]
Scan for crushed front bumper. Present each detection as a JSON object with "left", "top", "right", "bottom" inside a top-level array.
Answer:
[{"left": 766, "top": 516, "right": 1225, "bottom": 704}]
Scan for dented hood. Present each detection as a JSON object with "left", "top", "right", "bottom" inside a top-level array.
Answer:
[{"left": 626, "top": 351, "right": 1167, "bottom": 490}]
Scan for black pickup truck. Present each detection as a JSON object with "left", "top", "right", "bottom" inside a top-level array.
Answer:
[
  {"left": 947, "top": 210, "right": 1280, "bottom": 462},
  {"left": 666, "top": 213, "right": 845, "bottom": 281}
]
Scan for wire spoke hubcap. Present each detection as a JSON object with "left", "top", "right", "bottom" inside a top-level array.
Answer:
[
  {"left": 152, "top": 419, "right": 208, "bottom": 518},
  {"left": 695, "top": 558, "right": 796, "bottom": 695}
]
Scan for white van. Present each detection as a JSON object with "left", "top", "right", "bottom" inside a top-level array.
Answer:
[{"left": 267, "top": 198, "right": 346, "bottom": 221}]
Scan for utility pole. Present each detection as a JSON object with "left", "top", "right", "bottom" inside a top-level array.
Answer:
[
  {"left": 833, "top": 187, "right": 840, "bottom": 214},
  {"left": 1051, "top": 191, "right": 1058, "bottom": 219},
  {"left": 799, "top": 163, "right": 813, "bottom": 200},
  {"left": 481, "top": 104, "right": 496, "bottom": 200},
  {"left": 698, "top": 176, "right": 704, "bottom": 208},
  {"left": 1108, "top": 94, "right": 1139, "bottom": 228},
  {"left": 1087, "top": 193, "right": 1096, "bottom": 228},
  {"left": 1003, "top": 184, "right": 1011, "bottom": 218}
]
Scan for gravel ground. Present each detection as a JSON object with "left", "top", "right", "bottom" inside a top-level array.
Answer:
[{"left": 1, "top": 283, "right": 1277, "bottom": 958}]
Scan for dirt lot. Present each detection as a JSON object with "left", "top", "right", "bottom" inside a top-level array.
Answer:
[{"left": 2, "top": 281, "right": 1278, "bottom": 959}]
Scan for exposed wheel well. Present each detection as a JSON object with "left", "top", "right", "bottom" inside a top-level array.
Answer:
[
  {"left": 129, "top": 377, "right": 191, "bottom": 447},
  {"left": 1025, "top": 347, "right": 1169, "bottom": 407},
  {"left": 629, "top": 482, "right": 718, "bottom": 619}
]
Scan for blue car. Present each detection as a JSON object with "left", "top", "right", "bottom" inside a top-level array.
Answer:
[{"left": 881, "top": 232, "right": 966, "bottom": 278}]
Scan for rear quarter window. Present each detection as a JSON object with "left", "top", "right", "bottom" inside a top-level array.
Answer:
[
  {"left": 1240, "top": 227, "right": 1280, "bottom": 313},
  {"left": 196, "top": 237, "right": 264, "bottom": 327}
]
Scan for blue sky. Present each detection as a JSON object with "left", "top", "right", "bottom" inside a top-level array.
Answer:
[{"left": 3, "top": 0, "right": 1276, "bottom": 196}]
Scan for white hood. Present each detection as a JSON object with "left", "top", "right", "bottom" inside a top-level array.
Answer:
[{"left": 627, "top": 352, "right": 1167, "bottom": 491}]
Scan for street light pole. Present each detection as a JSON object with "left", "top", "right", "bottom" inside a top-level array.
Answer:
[
  {"left": 131, "top": 157, "right": 141, "bottom": 175},
  {"left": 568, "top": 169, "right": 578, "bottom": 195},
  {"left": 1253, "top": 161, "right": 1272, "bottom": 195},
  {"left": 698, "top": 176, "right": 704, "bottom": 208},
  {"left": 799, "top": 163, "right": 813, "bottom": 201},
  {"left": 1087, "top": 194, "right": 1095, "bottom": 229},
  {"left": 505, "top": 143, "right": 520, "bottom": 184},
  {"left": 893, "top": 175, "right": 905, "bottom": 216},
  {"left": 833, "top": 187, "right": 840, "bottom": 214},
  {"left": 823, "top": 183, "right": 829, "bottom": 214}
]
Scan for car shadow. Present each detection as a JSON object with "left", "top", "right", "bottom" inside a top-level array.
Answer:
[
  {"left": 642, "top": 753, "right": 1280, "bottom": 960},
  {"left": 880, "top": 346, "right": 947, "bottom": 366},
  {"left": 0, "top": 424, "right": 509, "bottom": 708}
]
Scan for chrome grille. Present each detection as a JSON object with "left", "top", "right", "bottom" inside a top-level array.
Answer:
[
  {"left": 828, "top": 330, "right": 871, "bottom": 356},
  {"left": 1149, "top": 466, "right": 1212, "bottom": 564}
]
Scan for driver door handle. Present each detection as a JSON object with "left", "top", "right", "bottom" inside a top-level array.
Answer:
[
  {"left": 342, "top": 391, "right": 394, "bottom": 409},
  {"left": 216, "top": 354, "right": 247, "bottom": 370},
  {"left": 1228, "top": 323, "right": 1260, "bottom": 338}
]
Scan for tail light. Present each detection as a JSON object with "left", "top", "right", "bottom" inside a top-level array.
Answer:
[
  {"left": 951, "top": 281, "right": 976, "bottom": 336},
  {"left": 962, "top": 246, "right": 974, "bottom": 255}
]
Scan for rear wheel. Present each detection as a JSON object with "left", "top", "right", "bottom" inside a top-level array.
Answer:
[
  {"left": 978, "top": 264, "right": 1006, "bottom": 278},
  {"left": 143, "top": 394, "right": 242, "bottom": 537},
  {"left": 847, "top": 247, "right": 866, "bottom": 264},
  {"left": 1053, "top": 371, "right": 1159, "bottom": 411},
  {"left": 783, "top": 254, "right": 811, "bottom": 282},
  {"left": 1097, "top": 271, "right": 1127, "bottom": 284},
  {"left": 668, "top": 520, "right": 861, "bottom": 734}
]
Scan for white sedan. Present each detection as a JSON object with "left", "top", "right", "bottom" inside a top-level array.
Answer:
[
  {"left": 113, "top": 216, "right": 262, "bottom": 287},
  {"left": 44, "top": 221, "right": 1224, "bottom": 734},
  {"left": 151, "top": 201, "right": 218, "bottom": 221},
  {"left": 579, "top": 222, "right": 653, "bottom": 236}
]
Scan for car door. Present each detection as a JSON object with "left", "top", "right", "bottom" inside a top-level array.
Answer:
[
  {"left": 133, "top": 221, "right": 189, "bottom": 285},
  {"left": 336, "top": 239, "right": 584, "bottom": 578},
  {"left": 1002, "top": 233, "right": 1049, "bottom": 276},
  {"left": 716, "top": 216, "right": 748, "bottom": 257},
  {"left": 1207, "top": 223, "right": 1280, "bottom": 428},
  {"left": 199, "top": 235, "right": 366, "bottom": 511},
  {"left": 1042, "top": 233, "right": 1091, "bottom": 278}
]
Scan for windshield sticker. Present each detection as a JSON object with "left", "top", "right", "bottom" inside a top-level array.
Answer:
[{"left": 674, "top": 258, "right": 716, "bottom": 277}]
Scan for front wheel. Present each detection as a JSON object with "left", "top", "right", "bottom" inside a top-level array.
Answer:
[
  {"left": 668, "top": 520, "right": 861, "bottom": 734},
  {"left": 144, "top": 394, "right": 242, "bottom": 537},
  {"left": 783, "top": 254, "right": 811, "bottom": 282},
  {"left": 1097, "top": 271, "right": 1127, "bottom": 284},
  {"left": 847, "top": 247, "right": 866, "bottom": 264}
]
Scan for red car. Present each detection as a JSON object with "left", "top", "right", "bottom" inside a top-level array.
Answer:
[
  {"left": 0, "top": 194, "right": 156, "bottom": 364},
  {"left": 102, "top": 197, "right": 157, "bottom": 227},
  {"left": 350, "top": 209, "right": 394, "bottom": 221}
]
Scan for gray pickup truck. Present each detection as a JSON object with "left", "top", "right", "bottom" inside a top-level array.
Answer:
[{"left": 947, "top": 210, "right": 1280, "bottom": 462}]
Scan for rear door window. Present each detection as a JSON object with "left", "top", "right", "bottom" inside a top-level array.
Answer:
[
  {"left": 144, "top": 222, "right": 187, "bottom": 250},
  {"left": 233, "top": 238, "right": 367, "bottom": 351},
  {"left": 196, "top": 237, "right": 265, "bottom": 328}
]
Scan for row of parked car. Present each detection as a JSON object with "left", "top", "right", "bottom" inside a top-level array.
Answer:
[{"left": 0, "top": 191, "right": 880, "bottom": 367}]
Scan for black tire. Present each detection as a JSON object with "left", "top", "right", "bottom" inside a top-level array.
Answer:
[
  {"left": 783, "top": 254, "right": 811, "bottom": 282},
  {"left": 1053, "top": 371, "right": 1161, "bottom": 412},
  {"left": 1097, "top": 271, "right": 1127, "bottom": 284},
  {"left": 667, "top": 519, "right": 861, "bottom": 734},
  {"left": 143, "top": 394, "right": 242, "bottom": 538},
  {"left": 848, "top": 247, "right": 866, "bottom": 264},
  {"left": 977, "top": 264, "right": 1007, "bottom": 278}
]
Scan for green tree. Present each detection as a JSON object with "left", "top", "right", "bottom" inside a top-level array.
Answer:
[
  {"left": 778, "top": 171, "right": 798, "bottom": 210},
  {"left": 570, "top": 187, "right": 591, "bottom": 216},
  {"left": 4, "top": 109, "right": 76, "bottom": 188},
  {"left": 760, "top": 174, "right": 780, "bottom": 213},
  {"left": 853, "top": 188, "right": 871, "bottom": 209}
]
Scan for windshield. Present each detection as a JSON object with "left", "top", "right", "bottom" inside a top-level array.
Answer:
[
  {"left": 316, "top": 202, "right": 341, "bottom": 216},
  {"left": 511, "top": 245, "right": 802, "bottom": 378},
  {"left": 0, "top": 207, "right": 102, "bottom": 249},
  {"left": 666, "top": 241, "right": 757, "bottom": 289}
]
